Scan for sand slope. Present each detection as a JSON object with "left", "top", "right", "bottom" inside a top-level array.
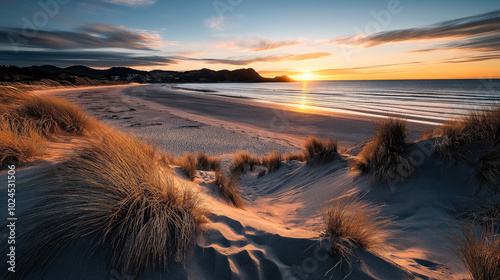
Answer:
[{"left": 0, "top": 85, "right": 478, "bottom": 279}]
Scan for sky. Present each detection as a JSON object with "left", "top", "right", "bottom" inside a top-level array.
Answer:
[{"left": 0, "top": 0, "right": 499, "bottom": 80}]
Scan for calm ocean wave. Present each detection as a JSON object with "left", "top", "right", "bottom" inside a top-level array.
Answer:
[{"left": 163, "top": 79, "right": 500, "bottom": 125}]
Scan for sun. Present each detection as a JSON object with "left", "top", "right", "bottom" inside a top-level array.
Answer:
[{"left": 298, "top": 71, "right": 317, "bottom": 81}]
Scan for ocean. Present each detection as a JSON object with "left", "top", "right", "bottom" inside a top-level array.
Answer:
[{"left": 166, "top": 79, "right": 500, "bottom": 125}]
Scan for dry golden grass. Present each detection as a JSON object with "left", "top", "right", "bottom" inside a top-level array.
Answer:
[
  {"left": 353, "top": 117, "right": 415, "bottom": 184},
  {"left": 14, "top": 95, "right": 92, "bottom": 135},
  {"left": 419, "top": 128, "right": 436, "bottom": 140},
  {"left": 0, "top": 93, "right": 96, "bottom": 138},
  {"left": 461, "top": 198, "right": 500, "bottom": 230},
  {"left": 207, "top": 157, "right": 222, "bottom": 171},
  {"left": 322, "top": 195, "right": 391, "bottom": 270},
  {"left": 214, "top": 169, "right": 245, "bottom": 208},
  {"left": 12, "top": 127, "right": 206, "bottom": 279},
  {"left": 476, "top": 143, "right": 500, "bottom": 192},
  {"left": 0, "top": 85, "right": 32, "bottom": 104},
  {"left": 0, "top": 116, "right": 46, "bottom": 166},
  {"left": 229, "top": 151, "right": 259, "bottom": 176},
  {"left": 261, "top": 151, "right": 282, "bottom": 173},
  {"left": 303, "top": 137, "right": 338, "bottom": 164},
  {"left": 196, "top": 152, "right": 210, "bottom": 170},
  {"left": 435, "top": 105, "right": 500, "bottom": 164},
  {"left": 451, "top": 223, "right": 500, "bottom": 280},
  {"left": 176, "top": 154, "right": 197, "bottom": 181},
  {"left": 284, "top": 152, "right": 305, "bottom": 162},
  {"left": 157, "top": 152, "right": 174, "bottom": 167},
  {"left": 195, "top": 152, "right": 221, "bottom": 171}
]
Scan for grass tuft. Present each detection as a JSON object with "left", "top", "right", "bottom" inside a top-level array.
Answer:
[
  {"left": 196, "top": 152, "right": 210, "bottom": 170},
  {"left": 195, "top": 152, "right": 221, "bottom": 171},
  {"left": 0, "top": 116, "right": 46, "bottom": 166},
  {"left": 1, "top": 94, "right": 94, "bottom": 137},
  {"left": 261, "top": 151, "right": 282, "bottom": 173},
  {"left": 303, "top": 137, "right": 338, "bottom": 164},
  {"left": 229, "top": 151, "right": 259, "bottom": 177},
  {"left": 435, "top": 105, "right": 500, "bottom": 165},
  {"left": 10, "top": 127, "right": 206, "bottom": 279},
  {"left": 353, "top": 117, "right": 415, "bottom": 184},
  {"left": 0, "top": 86, "right": 32, "bottom": 104},
  {"left": 214, "top": 169, "right": 245, "bottom": 208},
  {"left": 475, "top": 143, "right": 500, "bottom": 192},
  {"left": 176, "top": 154, "right": 197, "bottom": 181},
  {"left": 322, "top": 194, "right": 391, "bottom": 271},
  {"left": 451, "top": 223, "right": 500, "bottom": 280},
  {"left": 284, "top": 152, "right": 305, "bottom": 162}
]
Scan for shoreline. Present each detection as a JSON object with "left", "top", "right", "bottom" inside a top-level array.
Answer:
[
  {"left": 125, "top": 84, "right": 434, "bottom": 148},
  {"left": 169, "top": 84, "right": 444, "bottom": 126}
]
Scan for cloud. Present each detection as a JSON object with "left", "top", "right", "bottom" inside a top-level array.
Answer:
[
  {"left": 332, "top": 9, "right": 500, "bottom": 48},
  {"left": 413, "top": 33, "right": 500, "bottom": 53},
  {"left": 243, "top": 38, "right": 301, "bottom": 52},
  {"left": 103, "top": 0, "right": 157, "bottom": 6},
  {"left": 0, "top": 50, "right": 177, "bottom": 67},
  {"left": 259, "top": 62, "right": 423, "bottom": 77},
  {"left": 204, "top": 15, "right": 242, "bottom": 31},
  {"left": 215, "top": 37, "right": 302, "bottom": 52},
  {"left": 0, "top": 24, "right": 161, "bottom": 50},
  {"left": 193, "top": 52, "right": 332, "bottom": 65},
  {"left": 441, "top": 53, "right": 500, "bottom": 64},
  {"left": 311, "top": 62, "right": 422, "bottom": 76}
]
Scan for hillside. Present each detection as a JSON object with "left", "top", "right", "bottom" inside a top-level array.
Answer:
[{"left": 1, "top": 65, "right": 295, "bottom": 84}]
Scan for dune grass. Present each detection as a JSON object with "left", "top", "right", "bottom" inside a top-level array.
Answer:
[
  {"left": 435, "top": 105, "right": 500, "bottom": 165},
  {"left": 0, "top": 116, "right": 46, "bottom": 166},
  {"left": 461, "top": 198, "right": 500, "bottom": 230},
  {"left": 214, "top": 169, "right": 245, "bottom": 208},
  {"left": 261, "top": 151, "right": 282, "bottom": 173},
  {"left": 14, "top": 95, "right": 92, "bottom": 135},
  {"left": 451, "top": 223, "right": 500, "bottom": 280},
  {"left": 475, "top": 143, "right": 500, "bottom": 192},
  {"left": 303, "top": 137, "right": 338, "bottom": 164},
  {"left": 195, "top": 152, "right": 221, "bottom": 171},
  {"left": 284, "top": 152, "right": 305, "bottom": 162},
  {"left": 176, "top": 154, "right": 197, "bottom": 181},
  {"left": 1, "top": 94, "right": 95, "bottom": 138},
  {"left": 352, "top": 117, "right": 415, "bottom": 184},
  {"left": 0, "top": 85, "right": 32, "bottom": 104},
  {"left": 229, "top": 151, "right": 259, "bottom": 177},
  {"left": 196, "top": 152, "right": 210, "bottom": 170},
  {"left": 11, "top": 127, "right": 206, "bottom": 279},
  {"left": 322, "top": 195, "right": 391, "bottom": 270}
]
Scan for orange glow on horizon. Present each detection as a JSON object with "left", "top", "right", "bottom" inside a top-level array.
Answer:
[{"left": 297, "top": 71, "right": 319, "bottom": 81}]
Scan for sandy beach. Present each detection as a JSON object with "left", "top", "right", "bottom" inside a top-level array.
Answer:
[{"left": 41, "top": 84, "right": 433, "bottom": 154}]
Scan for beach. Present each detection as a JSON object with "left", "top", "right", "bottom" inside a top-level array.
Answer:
[
  {"left": 4, "top": 83, "right": 500, "bottom": 279},
  {"left": 41, "top": 84, "right": 433, "bottom": 154}
]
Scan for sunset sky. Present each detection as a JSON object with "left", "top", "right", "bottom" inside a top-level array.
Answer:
[{"left": 1, "top": 0, "right": 499, "bottom": 80}]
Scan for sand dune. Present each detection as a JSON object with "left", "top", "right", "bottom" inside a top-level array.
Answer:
[{"left": 1, "top": 84, "right": 497, "bottom": 279}]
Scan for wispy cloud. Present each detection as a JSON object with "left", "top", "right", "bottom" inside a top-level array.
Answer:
[
  {"left": 441, "top": 53, "right": 500, "bottom": 64},
  {"left": 215, "top": 37, "right": 302, "bottom": 52},
  {"left": 413, "top": 33, "right": 500, "bottom": 53},
  {"left": 193, "top": 52, "right": 332, "bottom": 65},
  {"left": 332, "top": 9, "right": 500, "bottom": 48},
  {"left": 0, "top": 24, "right": 162, "bottom": 50},
  {"left": 204, "top": 15, "right": 242, "bottom": 31},
  {"left": 259, "top": 62, "right": 423, "bottom": 77},
  {"left": 103, "top": 0, "right": 157, "bottom": 6},
  {"left": 0, "top": 50, "right": 176, "bottom": 67}
]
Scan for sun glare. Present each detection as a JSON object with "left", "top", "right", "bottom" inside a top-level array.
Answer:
[{"left": 298, "top": 71, "right": 316, "bottom": 81}]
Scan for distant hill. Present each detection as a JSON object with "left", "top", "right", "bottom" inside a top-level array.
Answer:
[
  {"left": 11, "top": 65, "right": 294, "bottom": 83},
  {"left": 0, "top": 65, "right": 123, "bottom": 88}
]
